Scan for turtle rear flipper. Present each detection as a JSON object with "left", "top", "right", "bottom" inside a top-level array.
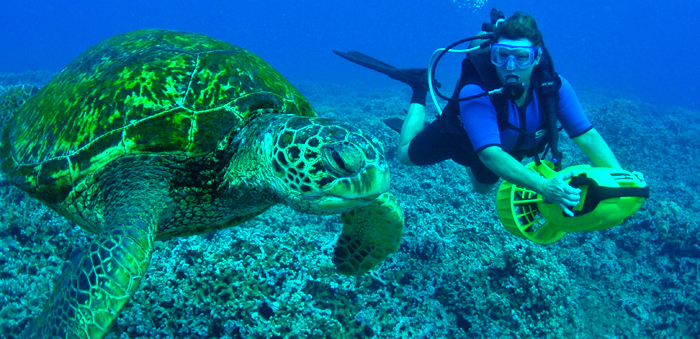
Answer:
[
  {"left": 332, "top": 193, "right": 404, "bottom": 276},
  {"left": 22, "top": 192, "right": 160, "bottom": 338}
]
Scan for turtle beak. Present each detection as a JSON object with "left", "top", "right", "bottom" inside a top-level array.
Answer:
[{"left": 318, "top": 162, "right": 390, "bottom": 210}]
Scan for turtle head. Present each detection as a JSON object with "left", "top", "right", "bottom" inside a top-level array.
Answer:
[{"left": 268, "top": 116, "right": 390, "bottom": 214}]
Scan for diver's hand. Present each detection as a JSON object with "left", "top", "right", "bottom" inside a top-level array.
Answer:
[{"left": 541, "top": 171, "right": 581, "bottom": 217}]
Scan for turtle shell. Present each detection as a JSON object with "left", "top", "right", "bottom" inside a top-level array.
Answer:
[{"left": 0, "top": 29, "right": 314, "bottom": 205}]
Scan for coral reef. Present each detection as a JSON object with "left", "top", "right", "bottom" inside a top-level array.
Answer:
[
  {"left": 0, "top": 85, "right": 39, "bottom": 132},
  {"left": 1, "top": 74, "right": 698, "bottom": 338}
]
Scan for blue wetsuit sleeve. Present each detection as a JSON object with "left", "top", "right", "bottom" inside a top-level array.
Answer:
[
  {"left": 557, "top": 76, "right": 593, "bottom": 138},
  {"left": 459, "top": 84, "right": 501, "bottom": 152}
]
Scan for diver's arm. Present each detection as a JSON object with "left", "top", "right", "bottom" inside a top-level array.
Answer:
[
  {"left": 478, "top": 146, "right": 581, "bottom": 216},
  {"left": 572, "top": 128, "right": 622, "bottom": 169},
  {"left": 397, "top": 103, "right": 426, "bottom": 166},
  {"left": 478, "top": 146, "right": 548, "bottom": 193}
]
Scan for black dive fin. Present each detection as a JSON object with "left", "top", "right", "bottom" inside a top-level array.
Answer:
[
  {"left": 333, "top": 50, "right": 431, "bottom": 90},
  {"left": 333, "top": 50, "right": 399, "bottom": 74},
  {"left": 382, "top": 118, "right": 404, "bottom": 133}
]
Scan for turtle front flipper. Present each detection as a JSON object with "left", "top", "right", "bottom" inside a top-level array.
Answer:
[
  {"left": 22, "top": 198, "right": 160, "bottom": 338},
  {"left": 332, "top": 192, "right": 405, "bottom": 276}
]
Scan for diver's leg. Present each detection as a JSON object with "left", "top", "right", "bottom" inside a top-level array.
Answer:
[
  {"left": 397, "top": 84, "right": 430, "bottom": 165},
  {"left": 398, "top": 106, "right": 457, "bottom": 168},
  {"left": 466, "top": 167, "right": 496, "bottom": 194},
  {"left": 397, "top": 103, "right": 426, "bottom": 165}
]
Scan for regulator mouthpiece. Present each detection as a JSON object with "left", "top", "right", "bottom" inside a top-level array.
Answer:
[{"left": 503, "top": 77, "right": 525, "bottom": 100}]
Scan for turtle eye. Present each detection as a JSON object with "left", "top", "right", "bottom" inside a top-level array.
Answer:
[
  {"left": 331, "top": 150, "right": 347, "bottom": 171},
  {"left": 322, "top": 143, "right": 365, "bottom": 177}
]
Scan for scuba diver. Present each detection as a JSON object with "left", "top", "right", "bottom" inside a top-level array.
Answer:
[{"left": 335, "top": 10, "right": 629, "bottom": 217}]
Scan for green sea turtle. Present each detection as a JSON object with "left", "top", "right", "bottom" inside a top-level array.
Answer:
[{"left": 1, "top": 29, "right": 404, "bottom": 339}]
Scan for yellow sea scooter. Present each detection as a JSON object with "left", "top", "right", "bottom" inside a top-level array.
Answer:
[{"left": 496, "top": 161, "right": 649, "bottom": 244}]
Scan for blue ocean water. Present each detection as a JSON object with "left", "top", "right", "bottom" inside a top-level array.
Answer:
[
  {"left": 1, "top": 0, "right": 699, "bottom": 110},
  {"left": 2, "top": 1, "right": 700, "bottom": 338}
]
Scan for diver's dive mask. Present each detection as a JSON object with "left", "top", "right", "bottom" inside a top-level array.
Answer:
[{"left": 490, "top": 43, "right": 541, "bottom": 69}]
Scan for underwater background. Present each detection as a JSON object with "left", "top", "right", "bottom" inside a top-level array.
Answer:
[{"left": 1, "top": 0, "right": 699, "bottom": 338}]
